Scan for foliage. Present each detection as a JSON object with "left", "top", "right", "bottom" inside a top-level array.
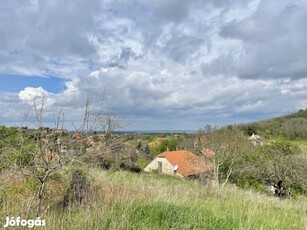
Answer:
[
  {"left": 0, "top": 126, "right": 20, "bottom": 147},
  {"left": 0, "top": 92, "right": 123, "bottom": 216},
  {"left": 148, "top": 136, "right": 178, "bottom": 157},
  {"left": 196, "top": 124, "right": 307, "bottom": 195},
  {"left": 62, "top": 169, "right": 90, "bottom": 208},
  {"left": 135, "top": 156, "right": 148, "bottom": 169},
  {"left": 231, "top": 140, "right": 307, "bottom": 195},
  {"left": 238, "top": 108, "right": 307, "bottom": 139},
  {"left": 198, "top": 126, "right": 250, "bottom": 186},
  {"left": 2, "top": 104, "right": 307, "bottom": 225}
]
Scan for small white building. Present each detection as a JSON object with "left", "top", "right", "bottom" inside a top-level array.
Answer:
[{"left": 249, "top": 133, "right": 263, "bottom": 146}]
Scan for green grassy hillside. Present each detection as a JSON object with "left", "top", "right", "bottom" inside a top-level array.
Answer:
[
  {"left": 238, "top": 109, "right": 307, "bottom": 139},
  {"left": 1, "top": 169, "right": 306, "bottom": 229}
]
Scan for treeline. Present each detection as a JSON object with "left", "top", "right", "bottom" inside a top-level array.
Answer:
[
  {"left": 230, "top": 140, "right": 307, "bottom": 196},
  {"left": 238, "top": 109, "right": 307, "bottom": 139},
  {"left": 197, "top": 126, "right": 307, "bottom": 196}
]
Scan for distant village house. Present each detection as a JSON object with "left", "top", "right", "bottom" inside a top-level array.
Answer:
[
  {"left": 53, "top": 128, "right": 68, "bottom": 134},
  {"left": 249, "top": 133, "right": 263, "bottom": 146}
]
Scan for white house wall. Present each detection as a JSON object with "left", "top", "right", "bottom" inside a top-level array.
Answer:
[{"left": 144, "top": 157, "right": 183, "bottom": 177}]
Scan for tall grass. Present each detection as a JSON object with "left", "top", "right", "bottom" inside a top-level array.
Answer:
[{"left": 1, "top": 169, "right": 306, "bottom": 229}]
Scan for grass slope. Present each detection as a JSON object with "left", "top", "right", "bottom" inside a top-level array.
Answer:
[{"left": 1, "top": 170, "right": 307, "bottom": 229}]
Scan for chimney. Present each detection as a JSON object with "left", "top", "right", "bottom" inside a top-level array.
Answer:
[{"left": 166, "top": 147, "right": 170, "bottom": 152}]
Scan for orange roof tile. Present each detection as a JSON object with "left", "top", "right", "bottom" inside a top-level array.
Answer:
[
  {"left": 158, "top": 150, "right": 212, "bottom": 177},
  {"left": 203, "top": 148, "right": 215, "bottom": 158}
]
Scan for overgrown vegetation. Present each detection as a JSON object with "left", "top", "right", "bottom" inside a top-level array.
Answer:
[
  {"left": 1, "top": 170, "right": 306, "bottom": 229},
  {"left": 148, "top": 136, "right": 178, "bottom": 157},
  {"left": 1, "top": 106, "right": 307, "bottom": 228},
  {"left": 238, "top": 108, "right": 307, "bottom": 139},
  {"left": 231, "top": 140, "right": 307, "bottom": 196}
]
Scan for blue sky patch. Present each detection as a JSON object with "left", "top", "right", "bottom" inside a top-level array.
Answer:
[{"left": 0, "top": 74, "right": 67, "bottom": 94}]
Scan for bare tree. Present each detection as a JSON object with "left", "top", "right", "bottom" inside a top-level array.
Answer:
[
  {"left": 11, "top": 92, "right": 122, "bottom": 216},
  {"left": 74, "top": 92, "right": 123, "bottom": 135},
  {"left": 198, "top": 126, "right": 248, "bottom": 187}
]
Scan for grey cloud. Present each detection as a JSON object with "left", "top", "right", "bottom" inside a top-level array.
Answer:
[
  {"left": 25, "top": 0, "right": 100, "bottom": 57},
  {"left": 208, "top": 0, "right": 252, "bottom": 8},
  {"left": 0, "top": 0, "right": 100, "bottom": 77},
  {"left": 142, "top": 0, "right": 193, "bottom": 21},
  {"left": 202, "top": 55, "right": 236, "bottom": 76},
  {"left": 164, "top": 35, "right": 203, "bottom": 63},
  {"left": 0, "top": 92, "right": 29, "bottom": 122},
  {"left": 220, "top": 19, "right": 284, "bottom": 43},
  {"left": 108, "top": 48, "right": 137, "bottom": 68},
  {"left": 220, "top": 0, "right": 307, "bottom": 80}
]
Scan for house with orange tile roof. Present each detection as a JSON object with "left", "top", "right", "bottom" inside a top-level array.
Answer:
[{"left": 144, "top": 147, "right": 213, "bottom": 178}]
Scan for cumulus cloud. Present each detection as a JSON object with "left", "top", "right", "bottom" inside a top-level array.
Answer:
[
  {"left": 19, "top": 87, "right": 52, "bottom": 104},
  {"left": 1, "top": 0, "right": 307, "bottom": 130}
]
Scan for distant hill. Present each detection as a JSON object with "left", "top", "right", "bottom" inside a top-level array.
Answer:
[{"left": 237, "top": 109, "right": 307, "bottom": 139}]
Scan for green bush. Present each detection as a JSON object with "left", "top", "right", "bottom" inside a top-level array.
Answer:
[{"left": 149, "top": 136, "right": 178, "bottom": 157}]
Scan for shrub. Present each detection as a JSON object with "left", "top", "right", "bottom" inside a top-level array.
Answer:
[{"left": 62, "top": 169, "right": 91, "bottom": 208}]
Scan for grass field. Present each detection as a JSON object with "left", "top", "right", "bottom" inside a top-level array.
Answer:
[{"left": 1, "top": 169, "right": 306, "bottom": 230}]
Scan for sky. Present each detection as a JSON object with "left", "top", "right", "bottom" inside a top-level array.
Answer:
[{"left": 1, "top": 0, "right": 307, "bottom": 131}]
